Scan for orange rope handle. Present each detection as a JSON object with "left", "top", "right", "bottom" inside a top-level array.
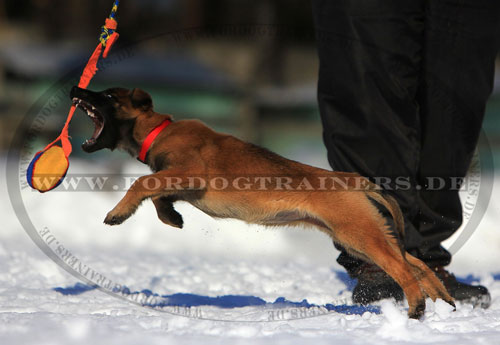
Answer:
[{"left": 42, "top": 2, "right": 120, "bottom": 157}]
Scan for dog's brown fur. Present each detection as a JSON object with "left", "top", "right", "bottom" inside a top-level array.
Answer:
[{"left": 82, "top": 87, "right": 454, "bottom": 319}]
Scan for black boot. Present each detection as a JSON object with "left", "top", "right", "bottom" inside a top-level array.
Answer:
[
  {"left": 431, "top": 266, "right": 491, "bottom": 309},
  {"left": 351, "top": 263, "right": 491, "bottom": 309}
]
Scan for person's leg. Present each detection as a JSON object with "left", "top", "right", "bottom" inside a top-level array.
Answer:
[
  {"left": 311, "top": 0, "right": 426, "bottom": 274},
  {"left": 415, "top": 0, "right": 500, "bottom": 264},
  {"left": 312, "top": 0, "right": 499, "bottom": 306}
]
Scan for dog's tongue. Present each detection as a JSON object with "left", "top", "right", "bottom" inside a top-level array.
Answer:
[
  {"left": 76, "top": 100, "right": 104, "bottom": 147},
  {"left": 90, "top": 116, "right": 104, "bottom": 139}
]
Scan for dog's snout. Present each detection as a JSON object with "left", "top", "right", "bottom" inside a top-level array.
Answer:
[
  {"left": 70, "top": 86, "right": 89, "bottom": 100},
  {"left": 70, "top": 86, "right": 80, "bottom": 99}
]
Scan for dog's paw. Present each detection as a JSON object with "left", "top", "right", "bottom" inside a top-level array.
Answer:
[
  {"left": 170, "top": 212, "right": 184, "bottom": 228},
  {"left": 104, "top": 211, "right": 129, "bottom": 226},
  {"left": 159, "top": 210, "right": 183, "bottom": 229},
  {"left": 408, "top": 299, "right": 426, "bottom": 320}
]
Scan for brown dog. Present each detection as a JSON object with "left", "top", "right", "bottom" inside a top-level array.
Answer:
[{"left": 69, "top": 86, "right": 455, "bottom": 318}]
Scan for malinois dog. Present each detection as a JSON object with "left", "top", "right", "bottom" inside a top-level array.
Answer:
[{"left": 70, "top": 86, "right": 455, "bottom": 319}]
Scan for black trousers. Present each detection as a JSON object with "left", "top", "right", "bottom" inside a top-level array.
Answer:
[{"left": 312, "top": 0, "right": 500, "bottom": 274}]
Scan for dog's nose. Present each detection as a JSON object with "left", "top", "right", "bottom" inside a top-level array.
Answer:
[
  {"left": 70, "top": 85, "right": 88, "bottom": 100},
  {"left": 70, "top": 86, "right": 79, "bottom": 99}
]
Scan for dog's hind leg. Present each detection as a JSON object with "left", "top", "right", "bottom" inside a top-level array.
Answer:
[
  {"left": 404, "top": 253, "right": 455, "bottom": 307},
  {"left": 313, "top": 197, "right": 428, "bottom": 318},
  {"left": 377, "top": 220, "right": 455, "bottom": 308},
  {"left": 335, "top": 224, "right": 427, "bottom": 318},
  {"left": 152, "top": 196, "right": 184, "bottom": 229}
]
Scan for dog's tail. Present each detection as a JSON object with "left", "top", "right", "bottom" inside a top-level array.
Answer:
[{"left": 365, "top": 182, "right": 405, "bottom": 257}]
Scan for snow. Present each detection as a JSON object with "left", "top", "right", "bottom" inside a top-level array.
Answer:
[{"left": 2, "top": 156, "right": 500, "bottom": 345}]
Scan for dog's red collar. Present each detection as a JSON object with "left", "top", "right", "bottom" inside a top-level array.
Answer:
[{"left": 138, "top": 119, "right": 171, "bottom": 163}]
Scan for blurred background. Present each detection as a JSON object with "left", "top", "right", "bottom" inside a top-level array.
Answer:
[
  {"left": 1, "top": 0, "right": 500, "bottom": 165},
  {"left": 0, "top": 0, "right": 331, "bottom": 168},
  {"left": 1, "top": 0, "right": 500, "bottom": 275}
]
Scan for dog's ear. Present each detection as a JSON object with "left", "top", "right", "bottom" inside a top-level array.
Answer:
[{"left": 130, "top": 88, "right": 152, "bottom": 111}]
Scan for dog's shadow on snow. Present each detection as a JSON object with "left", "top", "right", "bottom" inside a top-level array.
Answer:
[
  {"left": 53, "top": 270, "right": 380, "bottom": 316},
  {"left": 53, "top": 271, "right": 499, "bottom": 316}
]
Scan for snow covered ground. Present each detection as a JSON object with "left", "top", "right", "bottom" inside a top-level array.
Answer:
[{"left": 2, "top": 155, "right": 500, "bottom": 345}]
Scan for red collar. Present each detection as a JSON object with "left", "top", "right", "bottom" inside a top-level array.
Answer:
[{"left": 138, "top": 119, "right": 171, "bottom": 163}]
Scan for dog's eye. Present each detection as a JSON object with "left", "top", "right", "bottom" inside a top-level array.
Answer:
[{"left": 105, "top": 93, "right": 118, "bottom": 102}]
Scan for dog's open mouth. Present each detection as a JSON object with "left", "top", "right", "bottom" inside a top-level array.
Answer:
[{"left": 72, "top": 97, "right": 104, "bottom": 150}]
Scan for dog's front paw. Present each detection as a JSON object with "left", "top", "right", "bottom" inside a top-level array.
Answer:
[{"left": 104, "top": 210, "right": 130, "bottom": 226}]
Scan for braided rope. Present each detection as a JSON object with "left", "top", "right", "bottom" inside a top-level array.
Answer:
[
  {"left": 99, "top": 0, "right": 120, "bottom": 47},
  {"left": 109, "top": 0, "right": 119, "bottom": 20}
]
